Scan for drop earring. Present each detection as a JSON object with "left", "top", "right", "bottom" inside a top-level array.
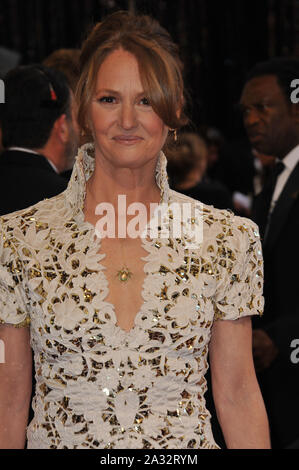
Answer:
[{"left": 169, "top": 128, "right": 177, "bottom": 141}]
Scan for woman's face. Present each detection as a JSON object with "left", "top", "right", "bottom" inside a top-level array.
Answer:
[{"left": 89, "top": 48, "right": 169, "bottom": 169}]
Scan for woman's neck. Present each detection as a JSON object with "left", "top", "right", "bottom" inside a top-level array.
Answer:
[
  {"left": 83, "top": 159, "right": 162, "bottom": 234},
  {"left": 85, "top": 157, "right": 161, "bottom": 210}
]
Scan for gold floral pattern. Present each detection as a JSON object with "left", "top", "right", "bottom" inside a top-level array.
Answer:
[{"left": 0, "top": 143, "right": 264, "bottom": 449}]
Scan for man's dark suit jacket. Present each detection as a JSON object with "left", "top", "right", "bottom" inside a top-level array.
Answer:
[
  {"left": 0, "top": 149, "right": 67, "bottom": 216},
  {"left": 252, "top": 160, "right": 299, "bottom": 448}
]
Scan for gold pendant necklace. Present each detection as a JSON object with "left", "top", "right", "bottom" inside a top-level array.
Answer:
[
  {"left": 115, "top": 189, "right": 163, "bottom": 282},
  {"left": 116, "top": 238, "right": 133, "bottom": 282},
  {"left": 116, "top": 190, "right": 164, "bottom": 283},
  {"left": 117, "top": 264, "right": 133, "bottom": 282}
]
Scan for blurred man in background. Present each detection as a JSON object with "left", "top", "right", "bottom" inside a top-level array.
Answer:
[
  {"left": 43, "top": 48, "right": 80, "bottom": 94},
  {"left": 43, "top": 48, "right": 81, "bottom": 180},
  {"left": 240, "top": 57, "right": 299, "bottom": 448},
  {"left": 0, "top": 64, "right": 80, "bottom": 427},
  {"left": 0, "top": 64, "right": 79, "bottom": 215}
]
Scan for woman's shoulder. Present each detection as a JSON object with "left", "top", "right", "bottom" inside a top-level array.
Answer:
[{"left": 0, "top": 191, "right": 68, "bottom": 247}]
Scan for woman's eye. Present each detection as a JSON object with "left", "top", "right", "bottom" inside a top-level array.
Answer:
[
  {"left": 99, "top": 96, "right": 116, "bottom": 104},
  {"left": 140, "top": 97, "right": 150, "bottom": 106}
]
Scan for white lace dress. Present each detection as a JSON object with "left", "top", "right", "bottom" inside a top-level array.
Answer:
[{"left": 0, "top": 144, "right": 264, "bottom": 449}]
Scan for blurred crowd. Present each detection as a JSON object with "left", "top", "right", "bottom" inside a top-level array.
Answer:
[{"left": 0, "top": 45, "right": 298, "bottom": 449}]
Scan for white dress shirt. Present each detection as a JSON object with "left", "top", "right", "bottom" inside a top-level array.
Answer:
[{"left": 269, "top": 144, "right": 299, "bottom": 214}]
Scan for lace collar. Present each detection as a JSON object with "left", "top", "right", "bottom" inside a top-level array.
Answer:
[{"left": 64, "top": 143, "right": 170, "bottom": 223}]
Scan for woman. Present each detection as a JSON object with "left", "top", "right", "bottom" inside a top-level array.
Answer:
[
  {"left": 0, "top": 11, "right": 270, "bottom": 449},
  {"left": 166, "top": 133, "right": 208, "bottom": 191},
  {"left": 166, "top": 132, "right": 233, "bottom": 210}
]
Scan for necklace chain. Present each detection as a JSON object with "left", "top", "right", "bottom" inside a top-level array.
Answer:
[
  {"left": 117, "top": 187, "right": 164, "bottom": 282},
  {"left": 83, "top": 147, "right": 167, "bottom": 283}
]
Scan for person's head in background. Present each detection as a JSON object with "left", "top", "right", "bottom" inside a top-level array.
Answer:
[
  {"left": 1, "top": 64, "right": 79, "bottom": 172},
  {"left": 43, "top": 48, "right": 81, "bottom": 94},
  {"left": 43, "top": 49, "right": 81, "bottom": 163},
  {"left": 166, "top": 133, "right": 208, "bottom": 191},
  {"left": 202, "top": 127, "right": 224, "bottom": 171},
  {"left": 240, "top": 57, "right": 299, "bottom": 160}
]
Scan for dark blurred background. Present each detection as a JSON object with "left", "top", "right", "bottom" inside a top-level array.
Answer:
[{"left": 0, "top": 0, "right": 298, "bottom": 138}]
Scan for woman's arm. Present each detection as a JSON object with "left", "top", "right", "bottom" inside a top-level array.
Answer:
[
  {"left": 209, "top": 316, "right": 271, "bottom": 449},
  {"left": 0, "top": 324, "right": 32, "bottom": 449}
]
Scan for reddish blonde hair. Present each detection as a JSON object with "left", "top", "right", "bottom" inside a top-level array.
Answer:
[{"left": 76, "top": 10, "right": 188, "bottom": 139}]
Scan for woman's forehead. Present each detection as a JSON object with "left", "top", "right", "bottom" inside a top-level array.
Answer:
[{"left": 95, "top": 49, "right": 143, "bottom": 90}]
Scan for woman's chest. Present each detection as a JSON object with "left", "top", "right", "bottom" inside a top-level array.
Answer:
[
  {"left": 99, "top": 236, "right": 150, "bottom": 333},
  {"left": 23, "top": 227, "right": 218, "bottom": 356}
]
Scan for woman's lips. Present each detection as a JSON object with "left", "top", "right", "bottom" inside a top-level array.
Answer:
[{"left": 113, "top": 135, "right": 143, "bottom": 145}]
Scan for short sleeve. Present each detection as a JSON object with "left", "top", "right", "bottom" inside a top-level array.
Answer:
[
  {"left": 213, "top": 216, "right": 264, "bottom": 321},
  {"left": 0, "top": 225, "right": 30, "bottom": 328}
]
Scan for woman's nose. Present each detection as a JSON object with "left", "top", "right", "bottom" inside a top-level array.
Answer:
[{"left": 119, "top": 103, "right": 138, "bottom": 130}]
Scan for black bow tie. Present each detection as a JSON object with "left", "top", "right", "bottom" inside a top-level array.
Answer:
[{"left": 253, "top": 160, "right": 285, "bottom": 240}]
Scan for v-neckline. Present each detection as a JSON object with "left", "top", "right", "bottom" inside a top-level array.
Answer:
[
  {"left": 81, "top": 202, "right": 172, "bottom": 336},
  {"left": 82, "top": 219, "right": 157, "bottom": 336},
  {"left": 100, "top": 235, "right": 151, "bottom": 335}
]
